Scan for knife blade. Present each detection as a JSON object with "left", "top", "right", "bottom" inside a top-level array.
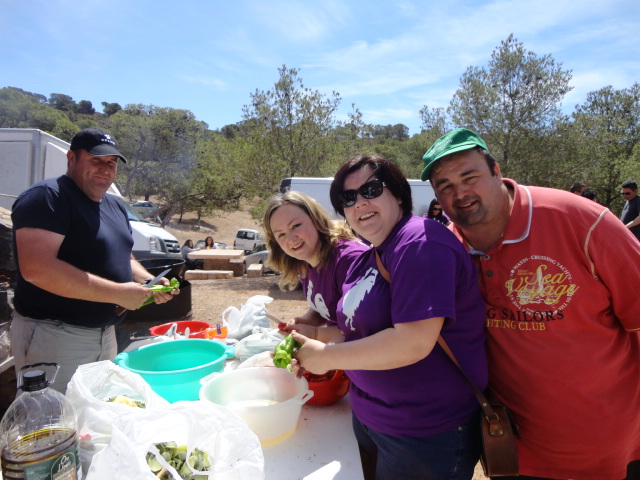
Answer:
[
  {"left": 144, "top": 268, "right": 172, "bottom": 289},
  {"left": 115, "top": 268, "right": 173, "bottom": 315}
]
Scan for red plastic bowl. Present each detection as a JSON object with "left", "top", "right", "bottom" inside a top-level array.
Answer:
[
  {"left": 304, "top": 370, "right": 350, "bottom": 406},
  {"left": 149, "top": 320, "right": 210, "bottom": 339}
]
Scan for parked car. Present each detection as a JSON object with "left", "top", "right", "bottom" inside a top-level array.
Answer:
[
  {"left": 243, "top": 244, "right": 274, "bottom": 273},
  {"left": 233, "top": 228, "right": 264, "bottom": 253},
  {"left": 130, "top": 200, "right": 159, "bottom": 219}
]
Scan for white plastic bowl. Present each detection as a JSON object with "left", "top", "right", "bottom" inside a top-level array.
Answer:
[{"left": 199, "top": 367, "right": 313, "bottom": 446}]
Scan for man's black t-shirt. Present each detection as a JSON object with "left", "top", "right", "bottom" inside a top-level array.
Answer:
[
  {"left": 621, "top": 195, "right": 640, "bottom": 241},
  {"left": 12, "top": 175, "right": 134, "bottom": 327}
]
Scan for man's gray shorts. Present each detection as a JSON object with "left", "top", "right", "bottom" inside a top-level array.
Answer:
[{"left": 10, "top": 311, "right": 117, "bottom": 394}]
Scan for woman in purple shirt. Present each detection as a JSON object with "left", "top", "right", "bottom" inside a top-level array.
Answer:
[
  {"left": 292, "top": 155, "right": 488, "bottom": 480},
  {"left": 263, "top": 191, "right": 369, "bottom": 326}
]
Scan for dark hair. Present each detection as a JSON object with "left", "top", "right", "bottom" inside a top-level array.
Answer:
[
  {"left": 330, "top": 154, "right": 413, "bottom": 217},
  {"left": 426, "top": 198, "right": 450, "bottom": 224},
  {"left": 580, "top": 189, "right": 597, "bottom": 201},
  {"left": 263, "top": 190, "right": 359, "bottom": 291},
  {"left": 204, "top": 236, "right": 214, "bottom": 246},
  {"left": 622, "top": 180, "right": 638, "bottom": 191},
  {"left": 183, "top": 239, "right": 193, "bottom": 247},
  {"left": 570, "top": 182, "right": 586, "bottom": 193},
  {"left": 428, "top": 198, "right": 441, "bottom": 214},
  {"left": 477, "top": 148, "right": 497, "bottom": 176}
]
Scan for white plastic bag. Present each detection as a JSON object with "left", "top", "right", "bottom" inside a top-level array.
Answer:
[
  {"left": 234, "top": 328, "right": 285, "bottom": 363},
  {"left": 224, "top": 295, "right": 273, "bottom": 341},
  {"left": 65, "top": 361, "right": 170, "bottom": 475},
  {"left": 85, "top": 401, "right": 264, "bottom": 480}
]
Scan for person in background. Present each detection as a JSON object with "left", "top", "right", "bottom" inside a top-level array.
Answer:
[
  {"left": 10, "top": 128, "right": 178, "bottom": 393},
  {"left": 181, "top": 239, "right": 203, "bottom": 270},
  {"left": 580, "top": 188, "right": 597, "bottom": 202},
  {"left": 291, "top": 155, "right": 487, "bottom": 479},
  {"left": 422, "top": 128, "right": 640, "bottom": 480},
  {"left": 263, "top": 190, "right": 369, "bottom": 327},
  {"left": 424, "top": 198, "right": 451, "bottom": 225},
  {"left": 569, "top": 182, "right": 586, "bottom": 195},
  {"left": 204, "top": 235, "right": 218, "bottom": 249},
  {"left": 620, "top": 180, "right": 640, "bottom": 241}
]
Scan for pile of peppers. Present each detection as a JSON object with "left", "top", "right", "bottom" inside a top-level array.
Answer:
[{"left": 273, "top": 334, "right": 301, "bottom": 370}]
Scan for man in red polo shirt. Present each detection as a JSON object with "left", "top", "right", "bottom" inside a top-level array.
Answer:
[{"left": 421, "top": 128, "right": 640, "bottom": 480}]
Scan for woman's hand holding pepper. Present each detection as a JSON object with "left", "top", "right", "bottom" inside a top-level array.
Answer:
[{"left": 290, "top": 331, "right": 332, "bottom": 375}]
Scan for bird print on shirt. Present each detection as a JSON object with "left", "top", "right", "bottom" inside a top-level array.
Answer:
[
  {"left": 306, "top": 280, "right": 331, "bottom": 320},
  {"left": 343, "top": 267, "right": 378, "bottom": 331}
]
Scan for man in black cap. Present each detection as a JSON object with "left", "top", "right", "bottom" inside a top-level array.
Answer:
[{"left": 10, "top": 128, "right": 178, "bottom": 393}]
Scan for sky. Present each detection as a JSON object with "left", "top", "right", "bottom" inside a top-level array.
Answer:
[{"left": 1, "top": 0, "right": 639, "bottom": 136}]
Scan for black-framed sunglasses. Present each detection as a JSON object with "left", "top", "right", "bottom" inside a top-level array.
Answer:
[
  {"left": 621, "top": 191, "right": 632, "bottom": 196},
  {"left": 338, "top": 179, "right": 387, "bottom": 208}
]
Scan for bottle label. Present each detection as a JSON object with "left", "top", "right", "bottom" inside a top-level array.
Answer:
[{"left": 24, "top": 441, "right": 81, "bottom": 480}]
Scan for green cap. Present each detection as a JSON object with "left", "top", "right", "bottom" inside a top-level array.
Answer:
[{"left": 421, "top": 128, "right": 488, "bottom": 181}]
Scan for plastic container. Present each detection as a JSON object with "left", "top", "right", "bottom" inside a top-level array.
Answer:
[
  {"left": 113, "top": 339, "right": 235, "bottom": 403},
  {"left": 204, "top": 324, "right": 228, "bottom": 340},
  {"left": 0, "top": 363, "right": 82, "bottom": 479},
  {"left": 148, "top": 320, "right": 211, "bottom": 339},
  {"left": 199, "top": 367, "right": 313, "bottom": 447},
  {"left": 305, "top": 370, "right": 350, "bottom": 406}
]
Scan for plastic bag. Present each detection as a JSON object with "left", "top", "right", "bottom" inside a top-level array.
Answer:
[
  {"left": 224, "top": 295, "right": 273, "bottom": 341},
  {"left": 234, "top": 328, "right": 285, "bottom": 363},
  {"left": 65, "top": 361, "right": 171, "bottom": 475},
  {"left": 85, "top": 401, "right": 264, "bottom": 480}
]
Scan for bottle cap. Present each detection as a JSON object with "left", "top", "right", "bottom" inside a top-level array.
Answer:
[{"left": 21, "top": 369, "right": 48, "bottom": 392}]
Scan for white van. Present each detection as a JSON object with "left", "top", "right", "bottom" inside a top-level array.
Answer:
[
  {"left": 233, "top": 228, "right": 264, "bottom": 253},
  {"left": 107, "top": 185, "right": 182, "bottom": 260},
  {"left": 280, "top": 177, "right": 436, "bottom": 218}
]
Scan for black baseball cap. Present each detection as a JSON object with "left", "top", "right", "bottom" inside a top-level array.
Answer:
[{"left": 70, "top": 128, "right": 127, "bottom": 163}]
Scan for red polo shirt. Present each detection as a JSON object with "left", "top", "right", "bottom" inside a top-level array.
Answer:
[{"left": 452, "top": 179, "right": 640, "bottom": 479}]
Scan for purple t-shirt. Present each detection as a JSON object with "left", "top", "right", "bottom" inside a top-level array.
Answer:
[
  {"left": 300, "top": 239, "right": 369, "bottom": 325},
  {"left": 337, "top": 215, "right": 487, "bottom": 437}
]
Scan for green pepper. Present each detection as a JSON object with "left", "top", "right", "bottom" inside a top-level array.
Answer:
[
  {"left": 139, "top": 277, "right": 181, "bottom": 308},
  {"left": 273, "top": 334, "right": 302, "bottom": 370}
]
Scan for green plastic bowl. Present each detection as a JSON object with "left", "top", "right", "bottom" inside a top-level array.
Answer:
[{"left": 114, "top": 339, "right": 234, "bottom": 402}]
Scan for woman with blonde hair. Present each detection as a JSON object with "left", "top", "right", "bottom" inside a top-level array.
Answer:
[{"left": 263, "top": 190, "right": 368, "bottom": 326}]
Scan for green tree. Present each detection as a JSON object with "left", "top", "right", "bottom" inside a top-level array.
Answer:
[
  {"left": 569, "top": 83, "right": 640, "bottom": 211},
  {"left": 109, "top": 104, "right": 209, "bottom": 225},
  {"left": 448, "top": 34, "right": 572, "bottom": 181},
  {"left": 49, "top": 93, "right": 76, "bottom": 112},
  {"left": 419, "top": 105, "right": 451, "bottom": 136},
  {"left": 101, "top": 102, "right": 122, "bottom": 116},
  {"left": 0, "top": 87, "right": 78, "bottom": 139},
  {"left": 184, "top": 133, "right": 245, "bottom": 220},
  {"left": 74, "top": 100, "right": 95, "bottom": 115},
  {"left": 241, "top": 65, "right": 342, "bottom": 195}
]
